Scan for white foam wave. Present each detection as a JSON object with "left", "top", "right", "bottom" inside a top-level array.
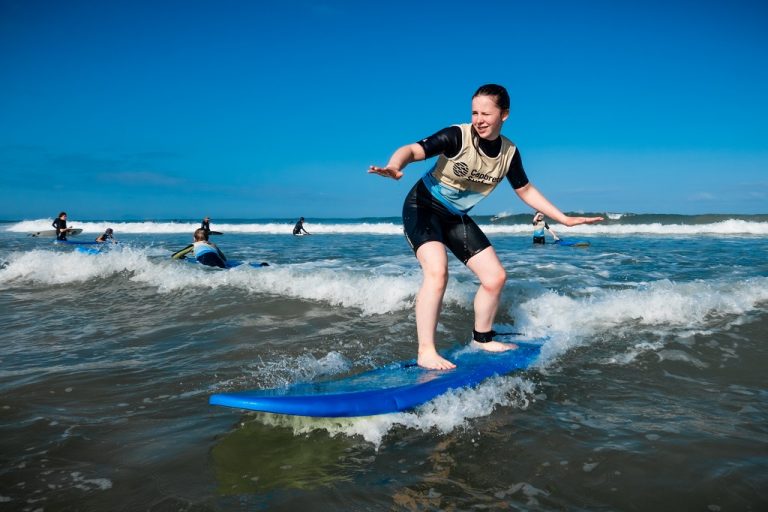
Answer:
[
  {"left": 5, "top": 219, "right": 403, "bottom": 235},
  {"left": 6, "top": 219, "right": 768, "bottom": 235},
  {"left": 0, "top": 247, "right": 152, "bottom": 285},
  {"left": 511, "top": 276, "right": 768, "bottom": 363},
  {"left": 0, "top": 248, "right": 476, "bottom": 315},
  {"left": 482, "top": 219, "right": 768, "bottom": 236}
]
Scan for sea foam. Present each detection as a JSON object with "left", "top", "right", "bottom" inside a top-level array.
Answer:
[
  {"left": 6, "top": 218, "right": 768, "bottom": 236},
  {"left": 0, "top": 247, "right": 476, "bottom": 315}
]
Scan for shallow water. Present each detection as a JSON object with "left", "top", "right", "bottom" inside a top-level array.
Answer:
[{"left": 1, "top": 217, "right": 766, "bottom": 510}]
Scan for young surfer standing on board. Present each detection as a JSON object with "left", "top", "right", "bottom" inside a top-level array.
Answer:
[{"left": 369, "top": 84, "right": 603, "bottom": 369}]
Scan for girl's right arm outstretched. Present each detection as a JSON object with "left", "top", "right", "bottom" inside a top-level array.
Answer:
[{"left": 368, "top": 143, "right": 426, "bottom": 180}]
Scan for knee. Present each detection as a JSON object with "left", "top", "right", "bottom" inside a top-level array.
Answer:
[
  {"left": 483, "top": 268, "right": 507, "bottom": 293},
  {"left": 423, "top": 265, "right": 449, "bottom": 291}
]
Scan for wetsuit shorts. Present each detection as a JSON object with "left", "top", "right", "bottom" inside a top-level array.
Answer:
[
  {"left": 533, "top": 236, "right": 546, "bottom": 245},
  {"left": 197, "top": 252, "right": 227, "bottom": 268},
  {"left": 402, "top": 180, "right": 491, "bottom": 264}
]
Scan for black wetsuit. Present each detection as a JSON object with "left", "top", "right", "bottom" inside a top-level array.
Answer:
[
  {"left": 201, "top": 220, "right": 210, "bottom": 233},
  {"left": 402, "top": 126, "right": 529, "bottom": 263},
  {"left": 52, "top": 218, "right": 68, "bottom": 241},
  {"left": 293, "top": 220, "right": 307, "bottom": 235}
]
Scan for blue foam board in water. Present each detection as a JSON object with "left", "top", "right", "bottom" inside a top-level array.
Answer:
[
  {"left": 75, "top": 246, "right": 101, "bottom": 255},
  {"left": 54, "top": 240, "right": 101, "bottom": 246},
  {"left": 184, "top": 258, "right": 269, "bottom": 269},
  {"left": 209, "top": 341, "right": 542, "bottom": 417}
]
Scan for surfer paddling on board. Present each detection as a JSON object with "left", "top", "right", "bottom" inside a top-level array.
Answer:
[
  {"left": 52, "top": 212, "right": 69, "bottom": 241},
  {"left": 96, "top": 228, "right": 116, "bottom": 243},
  {"left": 532, "top": 211, "right": 559, "bottom": 244},
  {"left": 193, "top": 228, "right": 227, "bottom": 268},
  {"left": 369, "top": 84, "right": 603, "bottom": 370}
]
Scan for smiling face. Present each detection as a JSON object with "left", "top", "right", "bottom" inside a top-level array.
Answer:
[{"left": 471, "top": 94, "right": 509, "bottom": 141}]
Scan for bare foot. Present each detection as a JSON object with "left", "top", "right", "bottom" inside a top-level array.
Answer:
[
  {"left": 471, "top": 340, "right": 518, "bottom": 352},
  {"left": 417, "top": 350, "right": 457, "bottom": 370}
]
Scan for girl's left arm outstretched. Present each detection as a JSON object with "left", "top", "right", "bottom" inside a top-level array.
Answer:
[{"left": 515, "top": 183, "right": 604, "bottom": 226}]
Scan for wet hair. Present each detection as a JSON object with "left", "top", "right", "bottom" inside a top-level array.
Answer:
[
  {"left": 58, "top": 211, "right": 67, "bottom": 217},
  {"left": 193, "top": 228, "right": 209, "bottom": 242},
  {"left": 105, "top": 228, "right": 113, "bottom": 234},
  {"left": 473, "top": 84, "right": 510, "bottom": 112}
]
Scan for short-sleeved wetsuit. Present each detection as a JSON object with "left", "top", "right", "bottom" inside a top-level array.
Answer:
[
  {"left": 402, "top": 124, "right": 529, "bottom": 263},
  {"left": 193, "top": 241, "right": 227, "bottom": 268},
  {"left": 532, "top": 219, "right": 549, "bottom": 244}
]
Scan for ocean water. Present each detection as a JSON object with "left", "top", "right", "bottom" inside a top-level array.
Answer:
[{"left": 1, "top": 215, "right": 766, "bottom": 511}]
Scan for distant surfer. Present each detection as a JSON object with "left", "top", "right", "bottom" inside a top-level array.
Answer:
[
  {"left": 193, "top": 228, "right": 227, "bottom": 268},
  {"left": 96, "top": 228, "right": 116, "bottom": 243},
  {"left": 292, "top": 217, "right": 310, "bottom": 236},
  {"left": 369, "top": 84, "right": 603, "bottom": 369},
  {"left": 201, "top": 217, "right": 211, "bottom": 234},
  {"left": 52, "top": 212, "right": 69, "bottom": 241},
  {"left": 532, "top": 211, "right": 560, "bottom": 244}
]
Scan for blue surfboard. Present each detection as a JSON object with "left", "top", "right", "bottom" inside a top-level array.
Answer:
[
  {"left": 183, "top": 258, "right": 269, "bottom": 269},
  {"left": 75, "top": 246, "right": 102, "bottom": 255},
  {"left": 54, "top": 240, "right": 101, "bottom": 246},
  {"left": 209, "top": 341, "right": 542, "bottom": 417}
]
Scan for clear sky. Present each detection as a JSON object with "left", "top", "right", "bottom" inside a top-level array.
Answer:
[{"left": 1, "top": 0, "right": 767, "bottom": 220}]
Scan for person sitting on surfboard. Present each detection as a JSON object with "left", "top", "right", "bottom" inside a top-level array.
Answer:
[
  {"left": 532, "top": 211, "right": 560, "bottom": 244},
  {"left": 292, "top": 217, "right": 310, "bottom": 236},
  {"left": 369, "top": 84, "right": 603, "bottom": 370},
  {"left": 52, "top": 212, "right": 69, "bottom": 241},
  {"left": 193, "top": 228, "right": 227, "bottom": 268},
  {"left": 96, "top": 228, "right": 116, "bottom": 243}
]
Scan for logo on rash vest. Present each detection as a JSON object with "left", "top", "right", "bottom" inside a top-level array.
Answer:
[{"left": 452, "top": 162, "right": 469, "bottom": 177}]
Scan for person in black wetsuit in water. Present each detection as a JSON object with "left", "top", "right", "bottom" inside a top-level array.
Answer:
[
  {"left": 52, "top": 212, "right": 69, "bottom": 241},
  {"left": 292, "top": 217, "right": 310, "bottom": 236}
]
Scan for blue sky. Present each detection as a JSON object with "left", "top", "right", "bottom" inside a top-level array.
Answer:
[{"left": 1, "top": 0, "right": 766, "bottom": 219}]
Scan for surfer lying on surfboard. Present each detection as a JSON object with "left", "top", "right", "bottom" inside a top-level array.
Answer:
[
  {"left": 95, "top": 228, "right": 116, "bottom": 243},
  {"left": 191, "top": 228, "right": 227, "bottom": 268},
  {"left": 171, "top": 228, "right": 228, "bottom": 268},
  {"left": 369, "top": 84, "right": 603, "bottom": 370}
]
